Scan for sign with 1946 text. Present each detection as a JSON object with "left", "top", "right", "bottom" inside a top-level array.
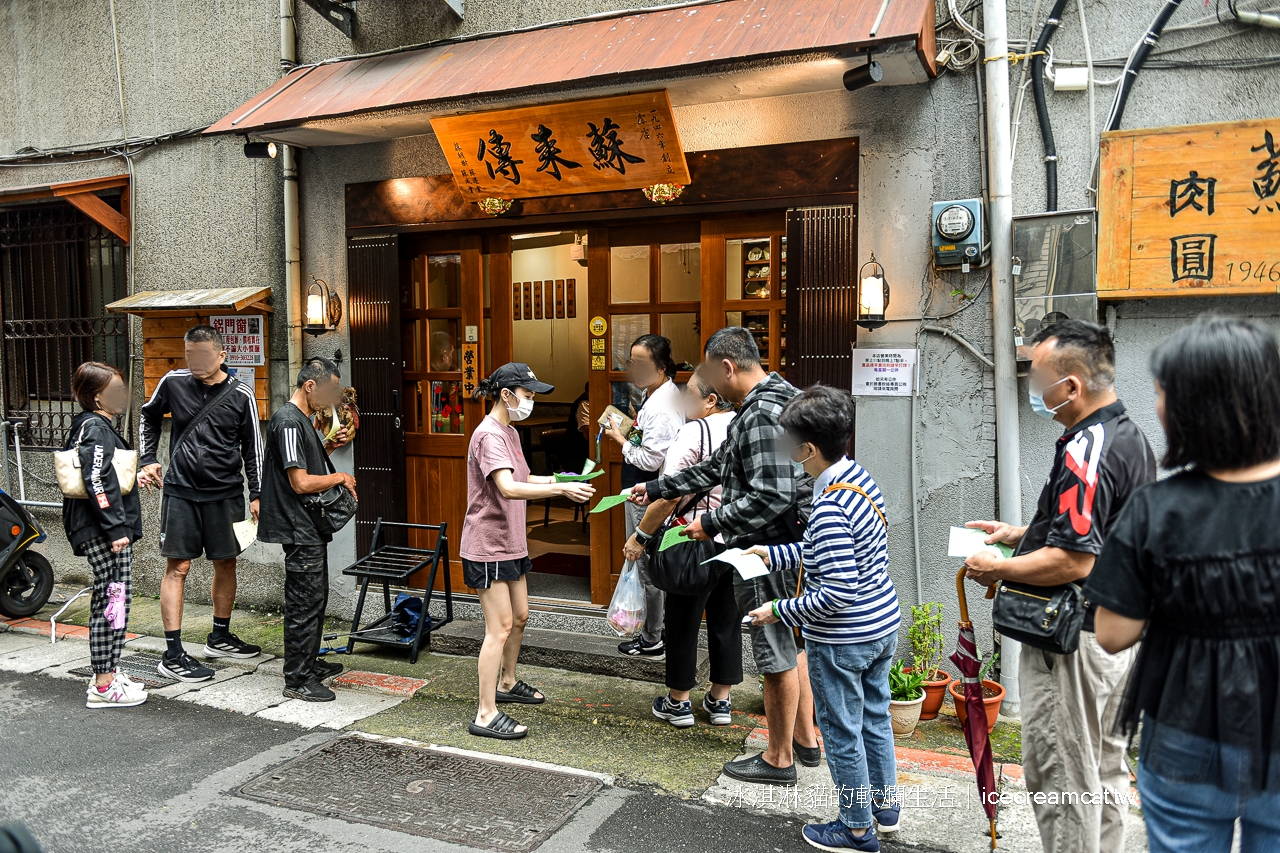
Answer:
[{"left": 1098, "top": 117, "right": 1280, "bottom": 299}]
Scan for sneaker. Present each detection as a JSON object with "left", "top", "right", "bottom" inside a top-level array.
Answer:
[
  {"left": 872, "top": 802, "right": 900, "bottom": 835},
  {"left": 802, "top": 820, "right": 879, "bottom": 852},
  {"left": 111, "top": 668, "right": 147, "bottom": 698},
  {"left": 618, "top": 636, "right": 665, "bottom": 660},
  {"left": 652, "top": 695, "right": 694, "bottom": 728},
  {"left": 702, "top": 693, "right": 733, "bottom": 726},
  {"left": 313, "top": 659, "right": 344, "bottom": 680},
  {"left": 283, "top": 678, "right": 336, "bottom": 702},
  {"left": 202, "top": 632, "right": 262, "bottom": 659},
  {"left": 794, "top": 738, "right": 823, "bottom": 767},
  {"left": 722, "top": 754, "right": 798, "bottom": 786},
  {"left": 86, "top": 675, "right": 148, "bottom": 709},
  {"left": 158, "top": 652, "right": 215, "bottom": 683}
]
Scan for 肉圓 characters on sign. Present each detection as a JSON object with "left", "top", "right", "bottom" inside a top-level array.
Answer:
[
  {"left": 210, "top": 315, "right": 266, "bottom": 367},
  {"left": 1098, "top": 116, "right": 1280, "bottom": 298},
  {"left": 430, "top": 91, "right": 690, "bottom": 199},
  {"left": 851, "top": 348, "right": 917, "bottom": 397}
]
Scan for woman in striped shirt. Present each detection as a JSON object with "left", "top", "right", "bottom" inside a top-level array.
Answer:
[{"left": 747, "top": 385, "right": 902, "bottom": 853}]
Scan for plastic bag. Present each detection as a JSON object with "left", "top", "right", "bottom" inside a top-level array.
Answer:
[{"left": 606, "top": 562, "right": 646, "bottom": 637}]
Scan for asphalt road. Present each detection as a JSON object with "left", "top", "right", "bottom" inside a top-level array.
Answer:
[{"left": 0, "top": 671, "right": 938, "bottom": 853}]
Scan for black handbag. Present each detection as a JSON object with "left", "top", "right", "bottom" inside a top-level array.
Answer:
[
  {"left": 301, "top": 438, "right": 358, "bottom": 537},
  {"left": 991, "top": 579, "right": 1088, "bottom": 654},
  {"left": 643, "top": 419, "right": 727, "bottom": 596}
]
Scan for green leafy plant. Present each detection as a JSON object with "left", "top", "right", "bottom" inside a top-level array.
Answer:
[
  {"left": 950, "top": 287, "right": 972, "bottom": 301},
  {"left": 889, "top": 659, "right": 926, "bottom": 702},
  {"left": 979, "top": 650, "right": 1001, "bottom": 683},
  {"left": 909, "top": 602, "right": 945, "bottom": 679}
]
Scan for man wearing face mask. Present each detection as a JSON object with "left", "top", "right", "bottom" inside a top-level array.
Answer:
[{"left": 964, "top": 319, "right": 1155, "bottom": 853}]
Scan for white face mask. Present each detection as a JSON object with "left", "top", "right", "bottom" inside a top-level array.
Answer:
[{"left": 504, "top": 391, "right": 534, "bottom": 421}]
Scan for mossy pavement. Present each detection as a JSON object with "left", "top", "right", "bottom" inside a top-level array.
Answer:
[{"left": 45, "top": 587, "right": 1021, "bottom": 795}]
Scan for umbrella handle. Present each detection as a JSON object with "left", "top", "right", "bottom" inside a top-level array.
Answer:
[{"left": 955, "top": 566, "right": 970, "bottom": 624}]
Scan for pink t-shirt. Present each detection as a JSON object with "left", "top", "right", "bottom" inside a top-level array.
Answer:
[{"left": 459, "top": 415, "right": 531, "bottom": 561}]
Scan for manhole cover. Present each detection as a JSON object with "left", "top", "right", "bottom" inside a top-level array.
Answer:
[
  {"left": 68, "top": 651, "right": 225, "bottom": 688},
  {"left": 237, "top": 737, "right": 602, "bottom": 851}
]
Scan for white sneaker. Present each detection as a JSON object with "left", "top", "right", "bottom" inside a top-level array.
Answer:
[
  {"left": 86, "top": 675, "right": 147, "bottom": 709},
  {"left": 113, "top": 668, "right": 146, "bottom": 696}
]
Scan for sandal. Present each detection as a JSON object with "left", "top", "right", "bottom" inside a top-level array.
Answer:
[
  {"left": 495, "top": 680, "right": 546, "bottom": 705},
  {"left": 468, "top": 711, "right": 527, "bottom": 740}
]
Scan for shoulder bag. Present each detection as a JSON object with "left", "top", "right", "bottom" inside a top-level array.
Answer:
[
  {"left": 54, "top": 417, "right": 138, "bottom": 499},
  {"left": 644, "top": 418, "right": 726, "bottom": 596},
  {"left": 991, "top": 579, "right": 1088, "bottom": 654},
  {"left": 301, "top": 429, "right": 358, "bottom": 537}
]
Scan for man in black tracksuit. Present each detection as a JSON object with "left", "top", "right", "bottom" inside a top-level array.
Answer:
[{"left": 139, "top": 324, "right": 264, "bottom": 683}]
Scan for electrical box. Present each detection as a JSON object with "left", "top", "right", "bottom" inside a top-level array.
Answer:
[{"left": 932, "top": 199, "right": 984, "bottom": 269}]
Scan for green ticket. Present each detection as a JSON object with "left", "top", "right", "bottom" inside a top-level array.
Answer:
[
  {"left": 589, "top": 493, "right": 631, "bottom": 514},
  {"left": 555, "top": 469, "right": 605, "bottom": 482},
  {"left": 659, "top": 525, "right": 689, "bottom": 552}
]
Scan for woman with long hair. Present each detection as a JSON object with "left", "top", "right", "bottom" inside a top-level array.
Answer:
[{"left": 461, "top": 363, "right": 594, "bottom": 739}]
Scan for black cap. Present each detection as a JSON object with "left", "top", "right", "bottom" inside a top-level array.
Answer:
[{"left": 488, "top": 362, "right": 554, "bottom": 394}]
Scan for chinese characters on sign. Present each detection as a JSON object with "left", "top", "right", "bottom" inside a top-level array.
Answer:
[
  {"left": 461, "top": 343, "right": 479, "bottom": 400},
  {"left": 431, "top": 91, "right": 689, "bottom": 199},
  {"left": 852, "top": 349, "right": 917, "bottom": 397},
  {"left": 210, "top": 315, "right": 265, "bottom": 366},
  {"left": 1098, "top": 117, "right": 1280, "bottom": 297}
]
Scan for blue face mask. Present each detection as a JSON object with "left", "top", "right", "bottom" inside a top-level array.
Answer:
[
  {"left": 1028, "top": 376, "right": 1070, "bottom": 420},
  {"left": 790, "top": 445, "right": 814, "bottom": 474}
]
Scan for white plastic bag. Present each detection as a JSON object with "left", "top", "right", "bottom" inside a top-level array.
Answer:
[{"left": 606, "top": 561, "right": 647, "bottom": 637}]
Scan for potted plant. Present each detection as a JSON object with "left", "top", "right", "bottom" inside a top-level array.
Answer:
[
  {"left": 948, "top": 651, "right": 1006, "bottom": 733},
  {"left": 888, "top": 659, "right": 927, "bottom": 737},
  {"left": 907, "top": 602, "right": 952, "bottom": 720}
]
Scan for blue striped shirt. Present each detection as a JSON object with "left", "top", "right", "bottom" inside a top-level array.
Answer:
[{"left": 769, "top": 458, "right": 901, "bottom": 644}]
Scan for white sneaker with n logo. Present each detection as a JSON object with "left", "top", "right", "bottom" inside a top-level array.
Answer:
[{"left": 85, "top": 676, "right": 148, "bottom": 709}]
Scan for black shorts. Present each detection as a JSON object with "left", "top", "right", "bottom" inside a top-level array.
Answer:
[
  {"left": 159, "top": 494, "right": 246, "bottom": 561},
  {"left": 462, "top": 557, "right": 532, "bottom": 590}
]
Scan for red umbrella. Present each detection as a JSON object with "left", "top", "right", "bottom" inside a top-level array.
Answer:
[{"left": 950, "top": 567, "right": 999, "bottom": 849}]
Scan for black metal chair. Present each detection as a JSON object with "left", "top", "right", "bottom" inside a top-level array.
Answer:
[{"left": 339, "top": 519, "right": 453, "bottom": 664}]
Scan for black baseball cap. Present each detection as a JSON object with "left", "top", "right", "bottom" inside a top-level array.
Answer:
[{"left": 489, "top": 362, "right": 554, "bottom": 394}]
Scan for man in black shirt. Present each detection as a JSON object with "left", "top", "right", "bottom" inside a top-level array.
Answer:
[
  {"left": 258, "top": 358, "right": 356, "bottom": 702},
  {"left": 139, "top": 325, "right": 264, "bottom": 683},
  {"left": 965, "top": 320, "right": 1155, "bottom": 853}
]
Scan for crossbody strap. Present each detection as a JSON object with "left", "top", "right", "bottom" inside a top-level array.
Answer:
[
  {"left": 169, "top": 376, "right": 241, "bottom": 464},
  {"left": 822, "top": 482, "right": 888, "bottom": 529}
]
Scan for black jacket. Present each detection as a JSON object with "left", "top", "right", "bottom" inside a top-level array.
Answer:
[
  {"left": 62, "top": 411, "right": 143, "bottom": 556},
  {"left": 139, "top": 370, "right": 262, "bottom": 502}
]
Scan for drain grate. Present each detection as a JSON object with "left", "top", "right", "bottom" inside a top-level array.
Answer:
[
  {"left": 68, "top": 651, "right": 225, "bottom": 688},
  {"left": 237, "top": 737, "right": 602, "bottom": 851}
]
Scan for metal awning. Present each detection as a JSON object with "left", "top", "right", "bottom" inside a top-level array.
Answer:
[
  {"left": 206, "top": 0, "right": 937, "bottom": 147},
  {"left": 107, "top": 287, "right": 274, "bottom": 315}
]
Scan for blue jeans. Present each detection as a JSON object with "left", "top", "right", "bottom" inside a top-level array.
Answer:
[
  {"left": 806, "top": 633, "right": 898, "bottom": 830},
  {"left": 1138, "top": 721, "right": 1280, "bottom": 853}
]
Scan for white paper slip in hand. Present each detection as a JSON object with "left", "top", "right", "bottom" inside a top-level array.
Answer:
[
  {"left": 233, "top": 518, "right": 258, "bottom": 553},
  {"left": 703, "top": 547, "right": 770, "bottom": 580},
  {"left": 947, "top": 526, "right": 1014, "bottom": 559}
]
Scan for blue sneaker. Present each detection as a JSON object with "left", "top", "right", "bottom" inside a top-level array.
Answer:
[
  {"left": 702, "top": 693, "right": 733, "bottom": 725},
  {"left": 651, "top": 694, "right": 694, "bottom": 728},
  {"left": 872, "top": 802, "right": 900, "bottom": 835},
  {"left": 802, "top": 820, "right": 879, "bottom": 852}
]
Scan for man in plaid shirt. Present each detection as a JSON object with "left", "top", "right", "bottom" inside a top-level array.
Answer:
[{"left": 630, "top": 326, "right": 817, "bottom": 786}]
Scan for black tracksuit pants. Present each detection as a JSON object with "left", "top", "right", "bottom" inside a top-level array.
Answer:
[
  {"left": 283, "top": 544, "right": 329, "bottom": 689},
  {"left": 663, "top": 568, "right": 744, "bottom": 692}
]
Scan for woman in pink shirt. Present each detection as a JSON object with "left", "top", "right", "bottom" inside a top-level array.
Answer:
[{"left": 461, "top": 363, "right": 595, "bottom": 740}]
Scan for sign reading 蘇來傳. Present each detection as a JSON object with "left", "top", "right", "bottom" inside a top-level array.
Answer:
[
  {"left": 210, "top": 315, "right": 265, "bottom": 366},
  {"left": 1099, "top": 117, "right": 1280, "bottom": 299},
  {"left": 852, "top": 348, "right": 917, "bottom": 397},
  {"left": 430, "top": 91, "right": 690, "bottom": 199}
]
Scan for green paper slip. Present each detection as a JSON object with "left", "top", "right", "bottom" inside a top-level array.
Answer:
[
  {"left": 556, "top": 469, "right": 605, "bottom": 482},
  {"left": 947, "top": 526, "right": 1015, "bottom": 559},
  {"left": 589, "top": 493, "right": 631, "bottom": 514},
  {"left": 659, "top": 525, "right": 689, "bottom": 552}
]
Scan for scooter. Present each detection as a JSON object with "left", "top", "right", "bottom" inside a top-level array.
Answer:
[{"left": 0, "top": 489, "right": 52, "bottom": 619}]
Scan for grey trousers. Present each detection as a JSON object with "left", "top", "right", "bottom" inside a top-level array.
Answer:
[
  {"left": 1020, "top": 630, "right": 1136, "bottom": 853},
  {"left": 624, "top": 500, "right": 665, "bottom": 644}
]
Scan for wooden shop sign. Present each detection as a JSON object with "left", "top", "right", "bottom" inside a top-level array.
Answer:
[{"left": 431, "top": 90, "right": 690, "bottom": 199}]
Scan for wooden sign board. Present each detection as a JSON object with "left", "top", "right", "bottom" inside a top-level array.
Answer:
[
  {"left": 1098, "top": 117, "right": 1280, "bottom": 299},
  {"left": 431, "top": 90, "right": 690, "bottom": 199}
]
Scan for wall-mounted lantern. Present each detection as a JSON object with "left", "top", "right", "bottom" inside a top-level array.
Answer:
[
  {"left": 857, "top": 252, "right": 890, "bottom": 330},
  {"left": 304, "top": 276, "right": 342, "bottom": 335}
]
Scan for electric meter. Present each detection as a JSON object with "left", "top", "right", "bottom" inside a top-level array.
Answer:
[
  {"left": 931, "top": 199, "right": 984, "bottom": 268},
  {"left": 936, "top": 204, "right": 975, "bottom": 241}
]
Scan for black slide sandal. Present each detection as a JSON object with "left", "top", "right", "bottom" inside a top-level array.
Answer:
[
  {"left": 495, "top": 680, "right": 546, "bottom": 705},
  {"left": 468, "top": 711, "right": 528, "bottom": 740}
]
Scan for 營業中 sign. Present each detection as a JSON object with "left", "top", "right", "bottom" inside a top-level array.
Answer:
[
  {"left": 852, "top": 348, "right": 917, "bottom": 397},
  {"left": 1099, "top": 116, "right": 1280, "bottom": 298},
  {"left": 431, "top": 91, "right": 690, "bottom": 199},
  {"left": 211, "top": 315, "right": 265, "bottom": 366}
]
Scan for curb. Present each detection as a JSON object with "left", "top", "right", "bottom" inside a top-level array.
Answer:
[
  {"left": 332, "top": 671, "right": 429, "bottom": 697},
  {"left": 0, "top": 616, "right": 138, "bottom": 642}
]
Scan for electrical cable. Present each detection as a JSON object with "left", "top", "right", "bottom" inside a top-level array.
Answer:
[
  {"left": 948, "top": 0, "right": 984, "bottom": 40},
  {"left": 1010, "top": 0, "right": 1046, "bottom": 166},
  {"left": 1105, "top": 0, "right": 1187, "bottom": 133},
  {"left": 1030, "top": 0, "right": 1072, "bottom": 211},
  {"left": 1078, "top": 0, "right": 1099, "bottom": 203}
]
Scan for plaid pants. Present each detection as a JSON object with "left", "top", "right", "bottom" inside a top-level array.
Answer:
[{"left": 84, "top": 537, "right": 133, "bottom": 674}]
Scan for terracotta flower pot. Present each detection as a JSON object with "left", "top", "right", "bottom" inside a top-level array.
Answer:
[
  {"left": 889, "top": 692, "right": 926, "bottom": 738},
  {"left": 907, "top": 668, "right": 953, "bottom": 721},
  {"left": 948, "top": 679, "right": 1006, "bottom": 734}
]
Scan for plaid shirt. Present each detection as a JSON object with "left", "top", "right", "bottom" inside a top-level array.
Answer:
[{"left": 648, "top": 373, "right": 809, "bottom": 547}]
